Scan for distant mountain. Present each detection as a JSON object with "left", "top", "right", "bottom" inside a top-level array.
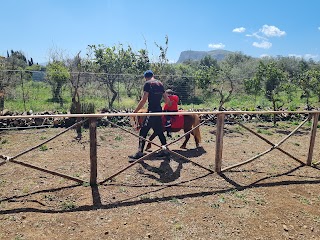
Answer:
[{"left": 176, "top": 50, "right": 233, "bottom": 63}]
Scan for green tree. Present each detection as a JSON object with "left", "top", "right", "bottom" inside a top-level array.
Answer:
[
  {"left": 167, "top": 64, "right": 196, "bottom": 104},
  {"left": 248, "top": 61, "right": 287, "bottom": 124},
  {"left": 194, "top": 56, "right": 219, "bottom": 97},
  {"left": 297, "top": 68, "right": 320, "bottom": 109},
  {"left": 46, "top": 61, "right": 70, "bottom": 106},
  {"left": 309, "top": 69, "right": 320, "bottom": 102},
  {"left": 152, "top": 35, "right": 170, "bottom": 76},
  {"left": 216, "top": 53, "right": 250, "bottom": 110},
  {"left": 6, "top": 50, "right": 28, "bottom": 70},
  {"left": 88, "top": 44, "right": 138, "bottom": 108},
  {"left": 124, "top": 48, "right": 150, "bottom": 98}
]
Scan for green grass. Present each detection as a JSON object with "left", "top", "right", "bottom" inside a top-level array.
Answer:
[
  {"left": 3, "top": 80, "right": 320, "bottom": 112},
  {"left": 257, "top": 128, "right": 273, "bottom": 135}
]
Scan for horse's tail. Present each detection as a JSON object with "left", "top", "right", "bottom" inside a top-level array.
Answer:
[{"left": 192, "top": 114, "right": 201, "bottom": 143}]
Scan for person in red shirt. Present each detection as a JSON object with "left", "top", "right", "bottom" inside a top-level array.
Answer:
[{"left": 163, "top": 89, "right": 179, "bottom": 137}]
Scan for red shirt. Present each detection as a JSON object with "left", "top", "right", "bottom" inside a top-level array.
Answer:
[{"left": 163, "top": 95, "right": 179, "bottom": 111}]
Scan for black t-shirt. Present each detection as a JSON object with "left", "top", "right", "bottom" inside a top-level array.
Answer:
[{"left": 143, "top": 79, "right": 165, "bottom": 112}]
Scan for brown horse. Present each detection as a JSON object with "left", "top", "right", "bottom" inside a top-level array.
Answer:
[{"left": 131, "top": 109, "right": 201, "bottom": 151}]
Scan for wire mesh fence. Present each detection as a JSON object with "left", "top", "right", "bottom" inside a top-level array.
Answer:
[{"left": 0, "top": 70, "right": 205, "bottom": 113}]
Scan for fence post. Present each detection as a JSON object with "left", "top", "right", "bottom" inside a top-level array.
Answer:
[
  {"left": 307, "top": 113, "right": 319, "bottom": 166},
  {"left": 215, "top": 113, "right": 225, "bottom": 173},
  {"left": 90, "top": 118, "right": 98, "bottom": 185}
]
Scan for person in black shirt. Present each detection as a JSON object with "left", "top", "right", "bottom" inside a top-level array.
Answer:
[{"left": 128, "top": 70, "right": 171, "bottom": 162}]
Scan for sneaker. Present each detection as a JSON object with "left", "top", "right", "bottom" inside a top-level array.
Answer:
[
  {"left": 165, "top": 121, "right": 171, "bottom": 128},
  {"left": 128, "top": 151, "right": 144, "bottom": 162},
  {"left": 167, "top": 133, "right": 172, "bottom": 138}
]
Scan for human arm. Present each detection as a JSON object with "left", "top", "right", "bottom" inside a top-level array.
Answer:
[
  {"left": 163, "top": 92, "right": 172, "bottom": 107},
  {"left": 134, "top": 91, "right": 149, "bottom": 113}
]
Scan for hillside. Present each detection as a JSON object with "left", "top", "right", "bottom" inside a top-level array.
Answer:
[{"left": 176, "top": 49, "right": 233, "bottom": 63}]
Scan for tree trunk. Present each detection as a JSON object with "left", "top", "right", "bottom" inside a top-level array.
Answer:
[
  {"left": 0, "top": 88, "right": 4, "bottom": 112},
  {"left": 272, "top": 98, "right": 277, "bottom": 126},
  {"left": 54, "top": 82, "right": 63, "bottom": 106},
  {"left": 108, "top": 88, "right": 118, "bottom": 108}
]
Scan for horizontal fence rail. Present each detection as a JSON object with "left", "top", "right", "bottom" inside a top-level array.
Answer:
[{"left": 0, "top": 110, "right": 319, "bottom": 119}]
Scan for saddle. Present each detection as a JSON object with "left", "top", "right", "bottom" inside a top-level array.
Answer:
[{"left": 161, "top": 113, "right": 184, "bottom": 129}]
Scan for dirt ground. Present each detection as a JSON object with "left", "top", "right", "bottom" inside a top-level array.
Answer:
[{"left": 0, "top": 120, "right": 320, "bottom": 240}]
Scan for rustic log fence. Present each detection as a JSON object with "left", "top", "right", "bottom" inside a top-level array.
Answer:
[{"left": 0, "top": 111, "right": 319, "bottom": 186}]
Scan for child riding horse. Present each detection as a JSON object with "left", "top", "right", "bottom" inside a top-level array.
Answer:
[{"left": 132, "top": 109, "right": 201, "bottom": 151}]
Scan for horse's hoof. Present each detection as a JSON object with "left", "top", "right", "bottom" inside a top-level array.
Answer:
[{"left": 180, "top": 145, "right": 187, "bottom": 149}]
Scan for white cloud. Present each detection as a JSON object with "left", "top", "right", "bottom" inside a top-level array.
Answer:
[
  {"left": 260, "top": 25, "right": 286, "bottom": 37},
  {"left": 252, "top": 41, "right": 272, "bottom": 49},
  {"left": 288, "top": 54, "right": 302, "bottom": 58},
  {"left": 246, "top": 32, "right": 268, "bottom": 41},
  {"left": 288, "top": 53, "right": 319, "bottom": 60},
  {"left": 208, "top": 43, "right": 225, "bottom": 49},
  {"left": 233, "top": 27, "right": 246, "bottom": 33},
  {"left": 304, "top": 54, "right": 319, "bottom": 59},
  {"left": 260, "top": 54, "right": 271, "bottom": 58}
]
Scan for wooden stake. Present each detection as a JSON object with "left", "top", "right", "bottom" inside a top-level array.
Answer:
[
  {"left": 307, "top": 113, "right": 319, "bottom": 166},
  {"left": 215, "top": 113, "right": 225, "bottom": 173},
  {"left": 90, "top": 118, "right": 98, "bottom": 186}
]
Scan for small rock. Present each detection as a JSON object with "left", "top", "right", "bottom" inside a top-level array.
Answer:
[{"left": 283, "top": 225, "right": 289, "bottom": 231}]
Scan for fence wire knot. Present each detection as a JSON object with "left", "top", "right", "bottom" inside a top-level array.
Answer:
[{"left": 0, "top": 155, "right": 11, "bottom": 161}]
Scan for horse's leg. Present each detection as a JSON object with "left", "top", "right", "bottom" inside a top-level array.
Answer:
[
  {"left": 188, "top": 129, "right": 200, "bottom": 148},
  {"left": 193, "top": 115, "right": 201, "bottom": 148},
  {"left": 180, "top": 128, "right": 191, "bottom": 149},
  {"left": 145, "top": 131, "right": 156, "bottom": 151}
]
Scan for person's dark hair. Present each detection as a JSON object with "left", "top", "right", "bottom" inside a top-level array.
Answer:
[{"left": 144, "top": 70, "right": 154, "bottom": 78}]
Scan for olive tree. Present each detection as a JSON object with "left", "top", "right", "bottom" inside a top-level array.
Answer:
[
  {"left": 46, "top": 61, "right": 70, "bottom": 106},
  {"left": 88, "top": 44, "right": 141, "bottom": 108},
  {"left": 245, "top": 61, "right": 287, "bottom": 125}
]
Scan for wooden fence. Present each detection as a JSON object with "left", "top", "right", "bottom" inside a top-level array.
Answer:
[{"left": 0, "top": 111, "right": 319, "bottom": 186}]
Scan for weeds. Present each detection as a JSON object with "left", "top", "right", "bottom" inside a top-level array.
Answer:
[
  {"left": 169, "top": 197, "right": 183, "bottom": 205},
  {"left": 254, "top": 196, "right": 266, "bottom": 205},
  {"left": 61, "top": 200, "right": 77, "bottom": 210},
  {"left": 299, "top": 196, "right": 311, "bottom": 205},
  {"left": 174, "top": 223, "right": 183, "bottom": 231},
  {"left": 0, "top": 179, "right": 6, "bottom": 187},
  {"left": 82, "top": 182, "right": 90, "bottom": 187},
  {"left": 114, "top": 135, "right": 123, "bottom": 141},
  {"left": 44, "top": 194, "right": 56, "bottom": 201},
  {"left": 257, "top": 128, "right": 273, "bottom": 135},
  {"left": 119, "top": 187, "right": 127, "bottom": 193},
  {"left": 39, "top": 145, "right": 48, "bottom": 151}
]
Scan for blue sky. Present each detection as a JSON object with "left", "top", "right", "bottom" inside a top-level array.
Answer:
[{"left": 1, "top": 0, "right": 320, "bottom": 64}]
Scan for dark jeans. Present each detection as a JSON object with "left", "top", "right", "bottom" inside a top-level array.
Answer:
[
  {"left": 164, "top": 110, "right": 178, "bottom": 121},
  {"left": 138, "top": 115, "right": 166, "bottom": 152},
  {"left": 164, "top": 110, "right": 178, "bottom": 128}
]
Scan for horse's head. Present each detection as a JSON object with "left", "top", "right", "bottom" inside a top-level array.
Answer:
[{"left": 130, "top": 109, "right": 147, "bottom": 131}]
